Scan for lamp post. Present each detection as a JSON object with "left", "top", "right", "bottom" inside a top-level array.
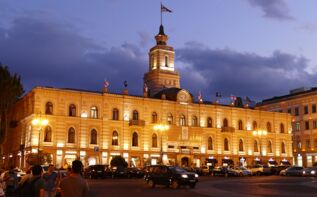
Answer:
[
  {"left": 252, "top": 130, "right": 267, "bottom": 158},
  {"left": 32, "top": 116, "right": 49, "bottom": 153},
  {"left": 153, "top": 123, "right": 169, "bottom": 164}
]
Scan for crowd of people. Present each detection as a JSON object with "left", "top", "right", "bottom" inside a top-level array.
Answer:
[{"left": 0, "top": 160, "right": 89, "bottom": 197}]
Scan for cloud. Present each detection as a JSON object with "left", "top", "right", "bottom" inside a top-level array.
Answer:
[
  {"left": 176, "top": 42, "right": 316, "bottom": 100},
  {"left": 247, "top": 0, "right": 294, "bottom": 21},
  {"left": 0, "top": 16, "right": 147, "bottom": 95}
]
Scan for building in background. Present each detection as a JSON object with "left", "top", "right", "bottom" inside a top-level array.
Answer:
[
  {"left": 2, "top": 25, "right": 293, "bottom": 169},
  {"left": 257, "top": 87, "right": 317, "bottom": 167}
]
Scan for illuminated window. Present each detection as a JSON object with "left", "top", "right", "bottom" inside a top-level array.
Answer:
[
  {"left": 313, "top": 120, "right": 317, "bottom": 129},
  {"left": 132, "top": 132, "right": 138, "bottom": 147},
  {"left": 152, "top": 112, "right": 158, "bottom": 123},
  {"left": 167, "top": 113, "right": 173, "bottom": 125},
  {"left": 44, "top": 126, "right": 52, "bottom": 142},
  {"left": 254, "top": 140, "right": 259, "bottom": 152},
  {"left": 69, "top": 104, "right": 76, "bottom": 117},
  {"left": 238, "top": 120, "right": 243, "bottom": 130},
  {"left": 268, "top": 140, "right": 273, "bottom": 153},
  {"left": 152, "top": 133, "right": 157, "bottom": 148},
  {"left": 192, "top": 116, "right": 198, "bottom": 127},
  {"left": 68, "top": 127, "right": 75, "bottom": 143},
  {"left": 224, "top": 138, "right": 229, "bottom": 151},
  {"left": 179, "top": 115, "right": 186, "bottom": 126},
  {"left": 281, "top": 142, "right": 286, "bottom": 153},
  {"left": 132, "top": 110, "right": 139, "bottom": 121},
  {"left": 239, "top": 139, "right": 244, "bottom": 152},
  {"left": 207, "top": 137, "right": 213, "bottom": 150},
  {"left": 45, "top": 102, "right": 53, "bottom": 115},
  {"left": 223, "top": 118, "right": 228, "bottom": 128},
  {"left": 253, "top": 121, "right": 257, "bottom": 130},
  {"left": 266, "top": 122, "right": 272, "bottom": 132},
  {"left": 90, "top": 106, "right": 98, "bottom": 119},
  {"left": 112, "top": 108, "right": 119, "bottom": 120},
  {"left": 90, "top": 129, "right": 97, "bottom": 144},
  {"left": 280, "top": 123, "right": 285, "bottom": 133},
  {"left": 295, "top": 122, "right": 300, "bottom": 131},
  {"left": 165, "top": 56, "right": 168, "bottom": 67},
  {"left": 207, "top": 117, "right": 212, "bottom": 128},
  {"left": 112, "top": 131, "right": 118, "bottom": 146}
]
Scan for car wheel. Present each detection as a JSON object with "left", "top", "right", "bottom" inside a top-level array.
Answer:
[
  {"left": 171, "top": 180, "right": 179, "bottom": 189},
  {"left": 148, "top": 180, "right": 155, "bottom": 188},
  {"left": 256, "top": 172, "right": 261, "bottom": 176},
  {"left": 225, "top": 173, "right": 228, "bottom": 177},
  {"left": 189, "top": 183, "right": 196, "bottom": 189},
  {"left": 239, "top": 173, "right": 243, "bottom": 177}
]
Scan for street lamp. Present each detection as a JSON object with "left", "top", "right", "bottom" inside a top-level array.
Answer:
[
  {"left": 32, "top": 116, "right": 49, "bottom": 153},
  {"left": 252, "top": 130, "right": 267, "bottom": 157},
  {"left": 153, "top": 123, "right": 169, "bottom": 164}
]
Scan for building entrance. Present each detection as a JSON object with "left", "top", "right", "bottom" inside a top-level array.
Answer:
[{"left": 181, "top": 157, "right": 189, "bottom": 167}]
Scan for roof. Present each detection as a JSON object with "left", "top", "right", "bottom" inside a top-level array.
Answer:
[{"left": 153, "top": 87, "right": 186, "bottom": 101}]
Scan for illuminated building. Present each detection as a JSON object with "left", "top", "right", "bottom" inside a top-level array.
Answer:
[{"left": 2, "top": 25, "right": 292, "bottom": 168}]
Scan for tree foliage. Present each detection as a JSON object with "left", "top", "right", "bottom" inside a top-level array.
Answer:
[
  {"left": 0, "top": 63, "right": 24, "bottom": 143},
  {"left": 110, "top": 156, "right": 128, "bottom": 168},
  {"left": 26, "top": 151, "right": 52, "bottom": 165}
]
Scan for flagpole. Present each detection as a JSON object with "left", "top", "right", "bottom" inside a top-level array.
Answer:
[{"left": 160, "top": 3, "right": 162, "bottom": 25}]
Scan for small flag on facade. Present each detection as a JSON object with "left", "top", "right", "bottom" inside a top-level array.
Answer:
[
  {"left": 124, "top": 80, "right": 128, "bottom": 88},
  {"left": 230, "top": 95, "right": 237, "bottom": 101},
  {"left": 104, "top": 80, "right": 109, "bottom": 88},
  {"left": 161, "top": 4, "right": 172, "bottom": 13},
  {"left": 198, "top": 91, "right": 203, "bottom": 102},
  {"left": 144, "top": 83, "right": 148, "bottom": 92}
]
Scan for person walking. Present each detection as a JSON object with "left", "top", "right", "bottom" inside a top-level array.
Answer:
[
  {"left": 4, "top": 166, "right": 18, "bottom": 197},
  {"left": 30, "top": 165, "right": 45, "bottom": 197},
  {"left": 60, "top": 160, "right": 88, "bottom": 197},
  {"left": 43, "top": 164, "right": 58, "bottom": 197}
]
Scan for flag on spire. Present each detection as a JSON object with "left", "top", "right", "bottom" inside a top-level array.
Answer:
[
  {"left": 198, "top": 91, "right": 203, "bottom": 102},
  {"left": 144, "top": 83, "right": 148, "bottom": 93},
  {"left": 104, "top": 80, "right": 109, "bottom": 88},
  {"left": 161, "top": 4, "right": 172, "bottom": 13}
]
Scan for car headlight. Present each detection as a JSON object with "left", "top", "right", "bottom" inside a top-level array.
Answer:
[
  {"left": 181, "top": 174, "right": 188, "bottom": 178},
  {"left": 311, "top": 170, "right": 315, "bottom": 175},
  {"left": 17, "top": 174, "right": 21, "bottom": 177},
  {"left": 195, "top": 174, "right": 199, "bottom": 178}
]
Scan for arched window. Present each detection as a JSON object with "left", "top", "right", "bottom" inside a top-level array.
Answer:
[
  {"left": 179, "top": 114, "right": 186, "bottom": 126},
  {"left": 239, "top": 139, "right": 244, "bottom": 151},
  {"left": 90, "top": 129, "right": 97, "bottom": 144},
  {"left": 112, "top": 131, "right": 118, "bottom": 146},
  {"left": 133, "top": 110, "right": 139, "bottom": 121},
  {"left": 68, "top": 127, "right": 75, "bottom": 143},
  {"left": 90, "top": 106, "right": 98, "bottom": 119},
  {"left": 112, "top": 108, "right": 119, "bottom": 120},
  {"left": 268, "top": 140, "right": 273, "bottom": 153},
  {"left": 69, "top": 104, "right": 76, "bottom": 117},
  {"left": 223, "top": 118, "right": 228, "bottom": 127},
  {"left": 45, "top": 102, "right": 53, "bottom": 115},
  {"left": 165, "top": 56, "right": 168, "bottom": 67},
  {"left": 208, "top": 137, "right": 213, "bottom": 150},
  {"left": 167, "top": 113, "right": 173, "bottom": 125},
  {"left": 192, "top": 116, "right": 198, "bottom": 127},
  {"left": 224, "top": 138, "right": 229, "bottom": 151},
  {"left": 152, "top": 112, "right": 158, "bottom": 123},
  {"left": 267, "top": 122, "right": 272, "bottom": 132},
  {"left": 44, "top": 126, "right": 52, "bottom": 142},
  {"left": 281, "top": 142, "right": 286, "bottom": 153},
  {"left": 207, "top": 117, "right": 212, "bottom": 128},
  {"left": 152, "top": 133, "right": 157, "bottom": 148},
  {"left": 280, "top": 123, "right": 285, "bottom": 133},
  {"left": 254, "top": 140, "right": 259, "bottom": 152},
  {"left": 253, "top": 121, "right": 257, "bottom": 130},
  {"left": 132, "top": 132, "right": 138, "bottom": 147},
  {"left": 238, "top": 120, "right": 243, "bottom": 130}
]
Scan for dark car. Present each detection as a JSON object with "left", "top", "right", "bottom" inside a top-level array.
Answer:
[
  {"left": 284, "top": 166, "right": 303, "bottom": 176},
  {"left": 84, "top": 165, "right": 108, "bottom": 179},
  {"left": 126, "top": 167, "right": 144, "bottom": 178},
  {"left": 302, "top": 167, "right": 317, "bottom": 177},
  {"left": 111, "top": 166, "right": 128, "bottom": 178},
  {"left": 144, "top": 165, "right": 198, "bottom": 189},
  {"left": 211, "top": 166, "right": 238, "bottom": 177}
]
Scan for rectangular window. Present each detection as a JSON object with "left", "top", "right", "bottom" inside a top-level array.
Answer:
[
  {"left": 295, "top": 107, "right": 299, "bottom": 116},
  {"left": 313, "top": 104, "right": 316, "bottom": 113},
  {"left": 314, "top": 120, "right": 317, "bottom": 129},
  {"left": 304, "top": 106, "right": 309, "bottom": 114},
  {"left": 295, "top": 122, "right": 300, "bottom": 131},
  {"left": 305, "top": 121, "right": 310, "bottom": 130},
  {"left": 306, "top": 140, "right": 311, "bottom": 148},
  {"left": 314, "top": 139, "right": 317, "bottom": 148},
  {"left": 287, "top": 108, "right": 292, "bottom": 114}
]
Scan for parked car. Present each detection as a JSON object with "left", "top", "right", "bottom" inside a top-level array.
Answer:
[
  {"left": 272, "top": 165, "right": 289, "bottom": 175},
  {"left": 211, "top": 167, "right": 238, "bottom": 177},
  {"left": 126, "top": 167, "right": 144, "bottom": 178},
  {"left": 84, "top": 165, "right": 109, "bottom": 179},
  {"left": 283, "top": 166, "right": 303, "bottom": 176},
  {"left": 144, "top": 165, "right": 198, "bottom": 189},
  {"left": 303, "top": 167, "right": 317, "bottom": 177},
  {"left": 234, "top": 166, "right": 252, "bottom": 176},
  {"left": 111, "top": 166, "right": 128, "bottom": 178},
  {"left": 250, "top": 164, "right": 271, "bottom": 176}
]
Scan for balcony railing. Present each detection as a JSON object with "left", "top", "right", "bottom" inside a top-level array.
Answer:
[{"left": 129, "top": 120, "right": 145, "bottom": 126}]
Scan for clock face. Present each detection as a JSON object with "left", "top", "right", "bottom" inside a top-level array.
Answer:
[{"left": 178, "top": 91, "right": 189, "bottom": 102}]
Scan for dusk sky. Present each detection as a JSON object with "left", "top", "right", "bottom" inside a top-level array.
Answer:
[{"left": 1, "top": 0, "right": 317, "bottom": 101}]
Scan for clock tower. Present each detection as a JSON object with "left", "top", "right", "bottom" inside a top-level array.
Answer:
[{"left": 144, "top": 25, "right": 180, "bottom": 97}]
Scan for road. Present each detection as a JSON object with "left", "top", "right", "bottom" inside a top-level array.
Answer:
[{"left": 87, "top": 176, "right": 317, "bottom": 197}]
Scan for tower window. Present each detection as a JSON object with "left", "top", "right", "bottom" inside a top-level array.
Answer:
[{"left": 165, "top": 56, "right": 168, "bottom": 67}]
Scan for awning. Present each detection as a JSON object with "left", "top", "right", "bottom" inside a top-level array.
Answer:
[
  {"left": 206, "top": 158, "right": 218, "bottom": 164},
  {"left": 268, "top": 160, "right": 278, "bottom": 165},
  {"left": 222, "top": 159, "right": 234, "bottom": 165},
  {"left": 281, "top": 161, "right": 291, "bottom": 166}
]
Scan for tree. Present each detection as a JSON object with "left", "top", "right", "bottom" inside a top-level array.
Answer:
[
  {"left": 26, "top": 151, "right": 52, "bottom": 165},
  {"left": 110, "top": 156, "right": 128, "bottom": 168},
  {"left": 0, "top": 64, "right": 24, "bottom": 143}
]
